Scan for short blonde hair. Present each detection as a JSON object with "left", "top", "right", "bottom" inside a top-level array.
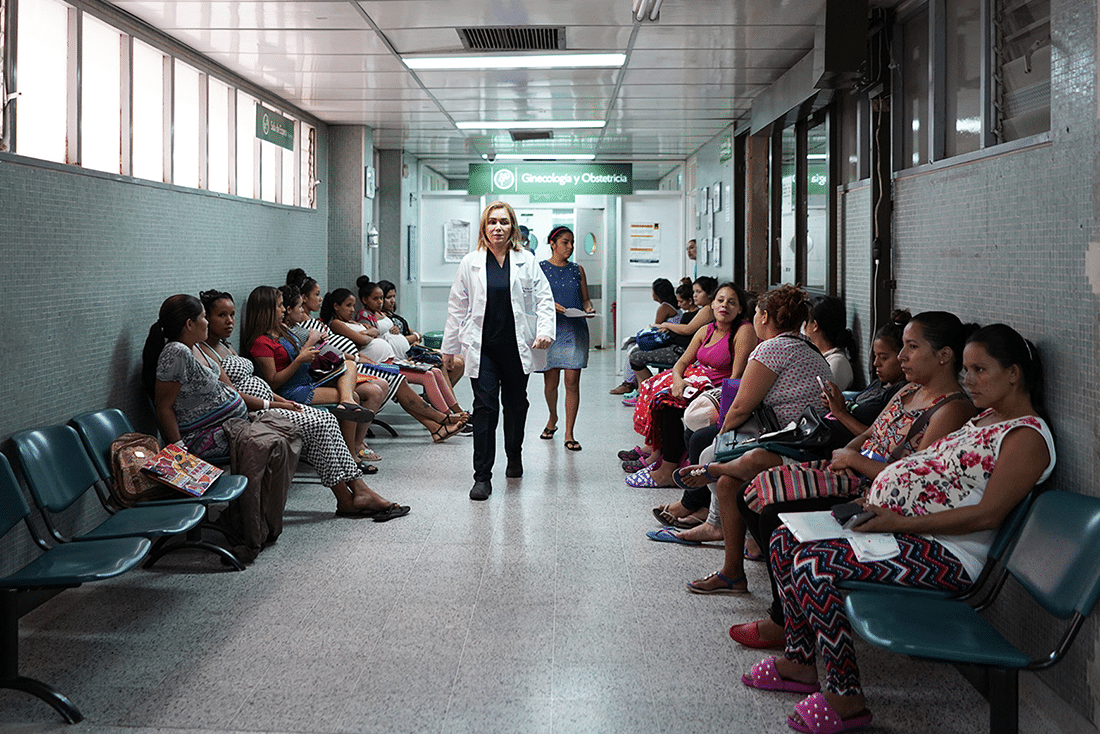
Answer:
[{"left": 478, "top": 201, "right": 522, "bottom": 251}]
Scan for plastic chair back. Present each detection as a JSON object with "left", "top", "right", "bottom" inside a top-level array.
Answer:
[
  {"left": 11, "top": 426, "right": 104, "bottom": 513},
  {"left": 0, "top": 453, "right": 32, "bottom": 538},
  {"left": 1007, "top": 490, "right": 1100, "bottom": 619},
  {"left": 72, "top": 409, "right": 135, "bottom": 482}
]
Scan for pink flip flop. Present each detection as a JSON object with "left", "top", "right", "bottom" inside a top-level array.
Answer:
[
  {"left": 788, "top": 692, "right": 872, "bottom": 733},
  {"left": 741, "top": 657, "right": 820, "bottom": 694}
]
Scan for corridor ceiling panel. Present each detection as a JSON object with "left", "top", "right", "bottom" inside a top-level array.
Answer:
[{"left": 106, "top": 0, "right": 884, "bottom": 178}]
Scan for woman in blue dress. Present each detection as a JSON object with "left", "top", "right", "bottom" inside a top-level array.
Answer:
[{"left": 539, "top": 226, "right": 595, "bottom": 451}]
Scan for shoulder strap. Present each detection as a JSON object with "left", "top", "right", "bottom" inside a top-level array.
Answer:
[
  {"left": 777, "top": 332, "right": 821, "bottom": 355},
  {"left": 888, "top": 391, "right": 968, "bottom": 461}
]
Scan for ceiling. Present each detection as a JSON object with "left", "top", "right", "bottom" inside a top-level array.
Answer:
[{"left": 108, "top": 0, "right": 838, "bottom": 181}]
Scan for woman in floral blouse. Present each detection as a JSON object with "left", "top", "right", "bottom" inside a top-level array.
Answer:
[{"left": 741, "top": 323, "right": 1055, "bottom": 734}]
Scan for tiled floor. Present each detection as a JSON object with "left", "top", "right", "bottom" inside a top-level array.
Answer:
[{"left": 0, "top": 349, "right": 1094, "bottom": 733}]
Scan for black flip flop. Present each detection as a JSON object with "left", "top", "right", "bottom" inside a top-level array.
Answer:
[
  {"left": 540, "top": 427, "right": 558, "bottom": 439},
  {"left": 564, "top": 440, "right": 582, "bottom": 451},
  {"left": 373, "top": 504, "right": 411, "bottom": 522},
  {"left": 331, "top": 402, "right": 376, "bottom": 424}
]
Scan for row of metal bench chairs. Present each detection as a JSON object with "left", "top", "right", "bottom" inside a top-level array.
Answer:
[{"left": 0, "top": 408, "right": 248, "bottom": 723}]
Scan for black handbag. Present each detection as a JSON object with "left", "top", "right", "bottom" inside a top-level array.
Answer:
[{"left": 715, "top": 406, "right": 834, "bottom": 463}]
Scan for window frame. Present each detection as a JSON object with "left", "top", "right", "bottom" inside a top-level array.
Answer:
[{"left": 2, "top": 0, "right": 319, "bottom": 209}]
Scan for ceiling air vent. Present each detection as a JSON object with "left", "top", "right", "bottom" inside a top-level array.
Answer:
[
  {"left": 458, "top": 26, "right": 566, "bottom": 52},
  {"left": 510, "top": 130, "right": 554, "bottom": 142}
]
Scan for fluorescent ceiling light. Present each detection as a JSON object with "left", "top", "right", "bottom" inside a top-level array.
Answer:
[
  {"left": 495, "top": 154, "right": 596, "bottom": 161},
  {"left": 404, "top": 53, "right": 626, "bottom": 71},
  {"left": 457, "top": 120, "right": 605, "bottom": 130}
]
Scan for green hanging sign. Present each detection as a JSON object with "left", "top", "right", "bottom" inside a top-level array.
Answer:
[
  {"left": 256, "top": 105, "right": 294, "bottom": 151},
  {"left": 468, "top": 163, "right": 633, "bottom": 196}
]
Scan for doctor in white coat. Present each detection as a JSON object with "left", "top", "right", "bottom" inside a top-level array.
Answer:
[{"left": 443, "top": 201, "right": 556, "bottom": 500}]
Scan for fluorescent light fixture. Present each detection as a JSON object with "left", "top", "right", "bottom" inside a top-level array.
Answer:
[
  {"left": 457, "top": 120, "right": 605, "bottom": 130},
  {"left": 404, "top": 53, "right": 626, "bottom": 71},
  {"left": 495, "top": 154, "right": 596, "bottom": 161}
]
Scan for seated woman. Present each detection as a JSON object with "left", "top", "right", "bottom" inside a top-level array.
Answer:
[
  {"left": 625, "top": 276, "right": 719, "bottom": 398},
  {"left": 195, "top": 290, "right": 407, "bottom": 519},
  {"left": 240, "top": 286, "right": 381, "bottom": 461},
  {"left": 646, "top": 284, "right": 832, "bottom": 591},
  {"left": 378, "top": 279, "right": 465, "bottom": 387},
  {"left": 743, "top": 323, "right": 1054, "bottom": 733},
  {"left": 675, "top": 309, "right": 977, "bottom": 597},
  {"left": 283, "top": 282, "right": 466, "bottom": 442},
  {"left": 805, "top": 295, "right": 856, "bottom": 390},
  {"left": 610, "top": 277, "right": 679, "bottom": 395},
  {"left": 624, "top": 282, "right": 757, "bottom": 488},
  {"left": 325, "top": 287, "right": 395, "bottom": 363},
  {"left": 326, "top": 285, "right": 469, "bottom": 419},
  {"left": 654, "top": 311, "right": 910, "bottom": 531}
]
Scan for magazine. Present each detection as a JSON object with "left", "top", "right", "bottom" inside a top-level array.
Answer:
[{"left": 141, "top": 443, "right": 223, "bottom": 497}]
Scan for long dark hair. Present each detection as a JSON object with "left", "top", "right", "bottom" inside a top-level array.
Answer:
[
  {"left": 714, "top": 281, "right": 749, "bottom": 370},
  {"left": 652, "top": 278, "right": 676, "bottom": 307},
  {"left": 241, "top": 286, "right": 290, "bottom": 359},
  {"left": 141, "top": 294, "right": 204, "bottom": 397},
  {"left": 694, "top": 276, "right": 718, "bottom": 300},
  {"left": 287, "top": 268, "right": 318, "bottom": 302},
  {"left": 967, "top": 324, "right": 1047, "bottom": 420},
  {"left": 910, "top": 311, "right": 978, "bottom": 372},
  {"left": 320, "top": 288, "right": 355, "bottom": 324}
]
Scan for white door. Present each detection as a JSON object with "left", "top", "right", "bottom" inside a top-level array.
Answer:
[
  {"left": 573, "top": 206, "right": 606, "bottom": 347},
  {"left": 617, "top": 192, "right": 684, "bottom": 368}
]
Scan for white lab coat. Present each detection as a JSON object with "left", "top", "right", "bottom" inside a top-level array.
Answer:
[{"left": 442, "top": 247, "right": 556, "bottom": 379}]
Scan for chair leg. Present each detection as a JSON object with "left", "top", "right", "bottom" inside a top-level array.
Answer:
[
  {"left": 143, "top": 528, "right": 246, "bottom": 571},
  {"left": 1, "top": 592, "right": 83, "bottom": 723},
  {"left": 1, "top": 676, "right": 84, "bottom": 724},
  {"left": 371, "top": 419, "right": 398, "bottom": 437},
  {"left": 988, "top": 667, "right": 1018, "bottom": 734}
]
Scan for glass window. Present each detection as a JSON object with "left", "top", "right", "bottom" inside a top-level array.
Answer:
[
  {"left": 0, "top": 0, "right": 7, "bottom": 148},
  {"left": 901, "top": 6, "right": 929, "bottom": 169},
  {"left": 301, "top": 122, "right": 316, "bottom": 208},
  {"left": 281, "top": 123, "right": 296, "bottom": 205},
  {"left": 15, "top": 0, "right": 69, "bottom": 163},
  {"left": 132, "top": 39, "right": 165, "bottom": 182},
  {"left": 236, "top": 91, "right": 256, "bottom": 198},
  {"left": 777, "top": 127, "right": 796, "bottom": 284},
  {"left": 260, "top": 137, "right": 277, "bottom": 202},
  {"left": 805, "top": 120, "right": 829, "bottom": 291},
  {"left": 173, "top": 59, "right": 200, "bottom": 189},
  {"left": 207, "top": 77, "right": 230, "bottom": 194},
  {"left": 994, "top": 0, "right": 1050, "bottom": 142},
  {"left": 945, "top": 0, "right": 982, "bottom": 157},
  {"left": 80, "top": 13, "right": 123, "bottom": 173}
]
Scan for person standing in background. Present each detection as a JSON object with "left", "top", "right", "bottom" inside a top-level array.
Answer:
[
  {"left": 442, "top": 201, "right": 556, "bottom": 501},
  {"left": 538, "top": 226, "right": 595, "bottom": 451}
]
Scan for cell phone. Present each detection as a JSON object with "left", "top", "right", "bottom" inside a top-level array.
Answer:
[
  {"left": 816, "top": 375, "right": 827, "bottom": 391},
  {"left": 843, "top": 511, "right": 876, "bottom": 530}
]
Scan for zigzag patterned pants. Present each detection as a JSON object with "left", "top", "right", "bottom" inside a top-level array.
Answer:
[{"left": 771, "top": 526, "right": 969, "bottom": 696}]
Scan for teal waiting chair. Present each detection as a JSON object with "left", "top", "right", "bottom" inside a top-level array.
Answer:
[
  {"left": 845, "top": 490, "right": 1100, "bottom": 734},
  {"left": 11, "top": 425, "right": 204, "bottom": 549},
  {"left": 71, "top": 409, "right": 249, "bottom": 570},
  {"left": 838, "top": 489, "right": 1037, "bottom": 604},
  {"left": 0, "top": 452, "right": 150, "bottom": 723}
]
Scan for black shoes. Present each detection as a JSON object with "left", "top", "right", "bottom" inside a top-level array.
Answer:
[
  {"left": 505, "top": 458, "right": 523, "bottom": 478},
  {"left": 470, "top": 480, "right": 492, "bottom": 501}
]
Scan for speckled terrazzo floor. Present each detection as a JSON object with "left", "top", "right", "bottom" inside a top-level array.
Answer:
[{"left": 0, "top": 349, "right": 1093, "bottom": 734}]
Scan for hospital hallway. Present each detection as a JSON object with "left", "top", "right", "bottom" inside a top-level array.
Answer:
[{"left": 0, "top": 348, "right": 1091, "bottom": 734}]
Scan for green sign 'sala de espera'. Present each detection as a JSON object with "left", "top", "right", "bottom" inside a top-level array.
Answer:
[
  {"left": 256, "top": 105, "right": 294, "bottom": 151},
  {"left": 468, "top": 163, "right": 633, "bottom": 196}
]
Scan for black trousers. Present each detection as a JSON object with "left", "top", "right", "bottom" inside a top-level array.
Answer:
[
  {"left": 737, "top": 489, "right": 855, "bottom": 625},
  {"left": 470, "top": 341, "right": 529, "bottom": 482},
  {"left": 679, "top": 424, "right": 721, "bottom": 512}
]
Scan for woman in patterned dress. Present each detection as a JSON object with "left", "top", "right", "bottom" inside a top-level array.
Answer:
[
  {"left": 538, "top": 226, "right": 595, "bottom": 451},
  {"left": 741, "top": 323, "right": 1054, "bottom": 733}
]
